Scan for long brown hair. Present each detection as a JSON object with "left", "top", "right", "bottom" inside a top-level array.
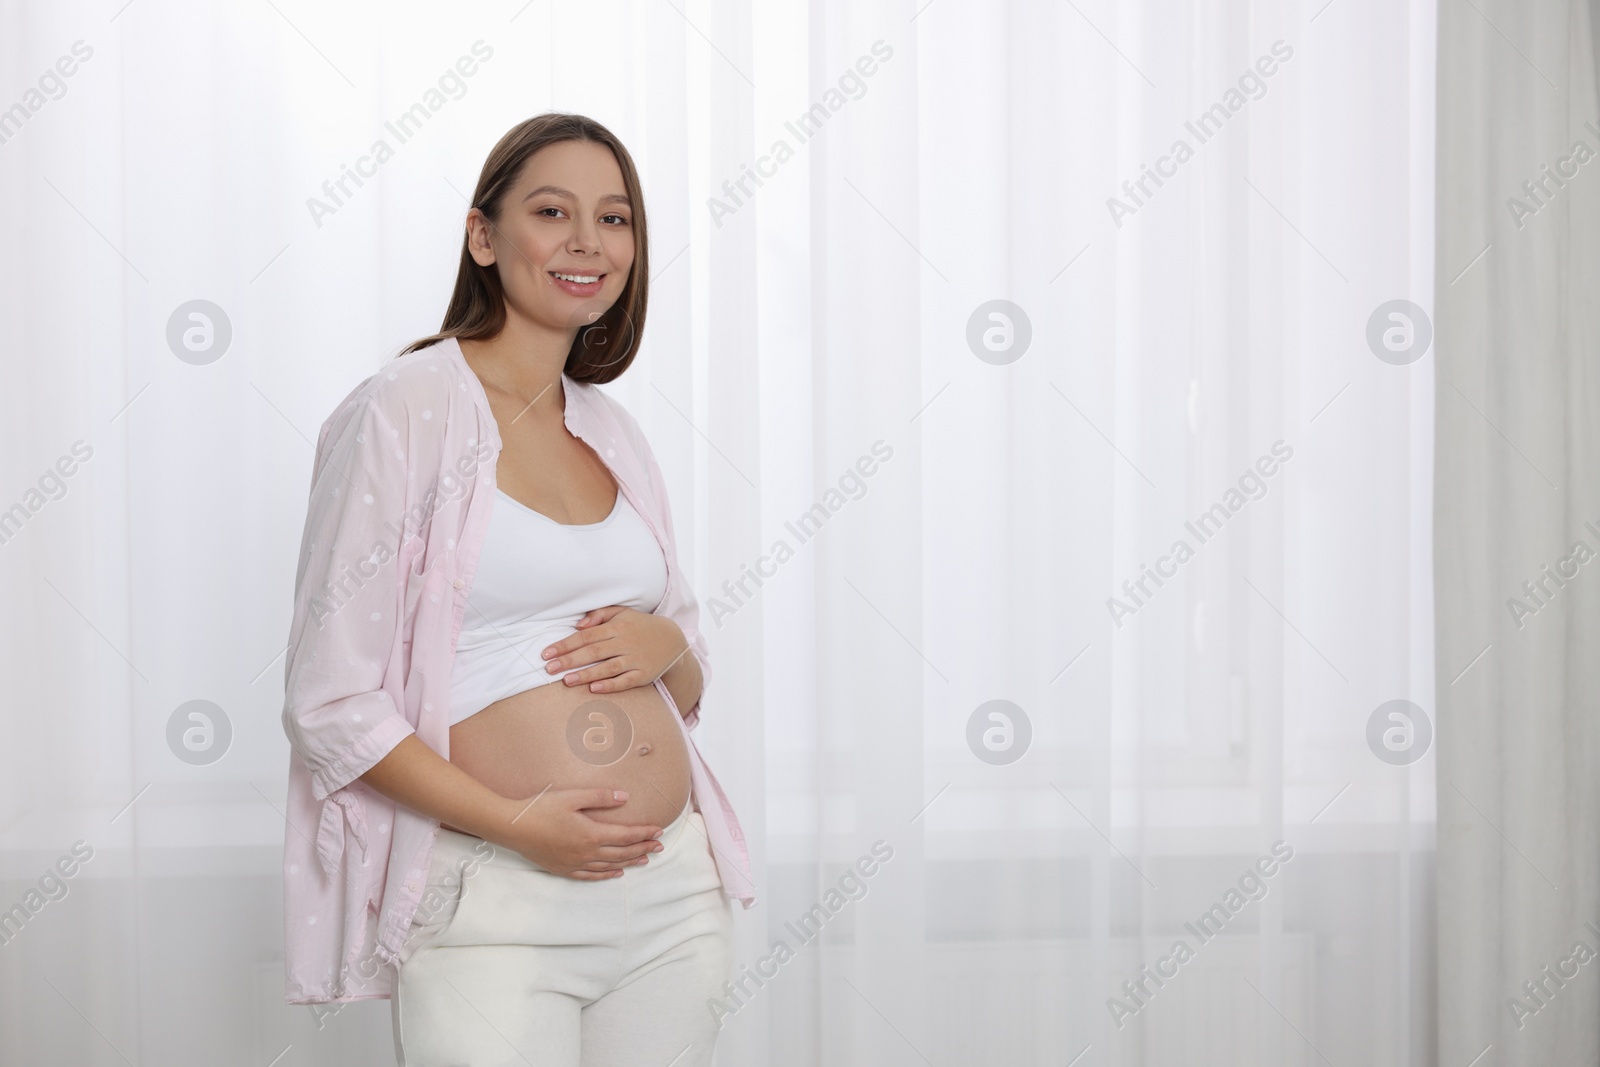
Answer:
[{"left": 398, "top": 113, "right": 648, "bottom": 384}]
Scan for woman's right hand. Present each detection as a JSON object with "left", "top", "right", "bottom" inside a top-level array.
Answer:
[{"left": 496, "top": 787, "right": 664, "bottom": 880}]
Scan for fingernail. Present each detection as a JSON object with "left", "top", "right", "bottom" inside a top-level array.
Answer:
[{"left": 614, "top": 790, "right": 628, "bottom": 801}]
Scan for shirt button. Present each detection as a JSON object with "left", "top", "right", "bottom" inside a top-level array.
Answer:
[{"left": 453, "top": 579, "right": 464, "bottom": 589}]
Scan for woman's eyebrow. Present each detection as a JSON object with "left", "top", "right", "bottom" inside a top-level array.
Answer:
[{"left": 522, "top": 184, "right": 631, "bottom": 208}]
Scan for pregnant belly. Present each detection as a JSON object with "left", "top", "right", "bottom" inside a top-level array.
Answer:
[{"left": 443, "top": 679, "right": 693, "bottom": 835}]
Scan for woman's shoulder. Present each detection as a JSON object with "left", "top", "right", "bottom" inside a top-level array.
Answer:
[
  {"left": 318, "top": 341, "right": 484, "bottom": 459},
  {"left": 321, "top": 347, "right": 470, "bottom": 428},
  {"left": 363, "top": 342, "right": 466, "bottom": 413},
  {"left": 572, "top": 376, "right": 649, "bottom": 452}
]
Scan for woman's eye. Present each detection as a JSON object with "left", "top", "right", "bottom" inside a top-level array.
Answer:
[{"left": 536, "top": 207, "right": 626, "bottom": 226}]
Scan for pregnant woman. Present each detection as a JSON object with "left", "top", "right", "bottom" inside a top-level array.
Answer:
[{"left": 278, "top": 113, "right": 756, "bottom": 1066}]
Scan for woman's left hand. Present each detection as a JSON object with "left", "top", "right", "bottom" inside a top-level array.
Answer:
[{"left": 542, "top": 606, "right": 690, "bottom": 694}]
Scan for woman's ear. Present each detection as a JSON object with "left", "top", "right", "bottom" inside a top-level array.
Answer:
[{"left": 465, "top": 208, "right": 497, "bottom": 267}]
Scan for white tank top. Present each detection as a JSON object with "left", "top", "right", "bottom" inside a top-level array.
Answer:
[{"left": 446, "top": 485, "right": 668, "bottom": 726}]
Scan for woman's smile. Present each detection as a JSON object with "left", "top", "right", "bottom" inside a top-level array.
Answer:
[{"left": 548, "top": 269, "right": 607, "bottom": 297}]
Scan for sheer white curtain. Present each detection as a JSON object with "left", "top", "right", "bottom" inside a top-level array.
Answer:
[
  {"left": 1435, "top": 0, "right": 1600, "bottom": 1063},
  {"left": 0, "top": 1, "right": 1436, "bottom": 1064}
]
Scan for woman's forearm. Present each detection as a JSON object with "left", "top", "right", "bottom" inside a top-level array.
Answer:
[
  {"left": 357, "top": 734, "right": 521, "bottom": 841},
  {"left": 659, "top": 650, "right": 703, "bottom": 721}
]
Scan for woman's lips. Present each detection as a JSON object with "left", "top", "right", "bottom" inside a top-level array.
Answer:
[{"left": 549, "top": 271, "right": 605, "bottom": 297}]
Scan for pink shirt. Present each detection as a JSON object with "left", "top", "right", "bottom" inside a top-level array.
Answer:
[{"left": 279, "top": 337, "right": 756, "bottom": 1006}]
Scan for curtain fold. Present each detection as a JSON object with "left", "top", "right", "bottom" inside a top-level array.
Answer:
[{"left": 1435, "top": 0, "right": 1600, "bottom": 1062}]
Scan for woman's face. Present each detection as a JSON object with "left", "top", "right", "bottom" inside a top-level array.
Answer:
[{"left": 468, "top": 139, "right": 636, "bottom": 335}]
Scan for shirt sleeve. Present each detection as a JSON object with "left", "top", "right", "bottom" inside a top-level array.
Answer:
[
  {"left": 632, "top": 417, "right": 712, "bottom": 732},
  {"left": 281, "top": 388, "right": 417, "bottom": 800}
]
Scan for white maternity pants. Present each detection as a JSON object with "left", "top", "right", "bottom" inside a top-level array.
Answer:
[{"left": 390, "top": 799, "right": 733, "bottom": 1066}]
